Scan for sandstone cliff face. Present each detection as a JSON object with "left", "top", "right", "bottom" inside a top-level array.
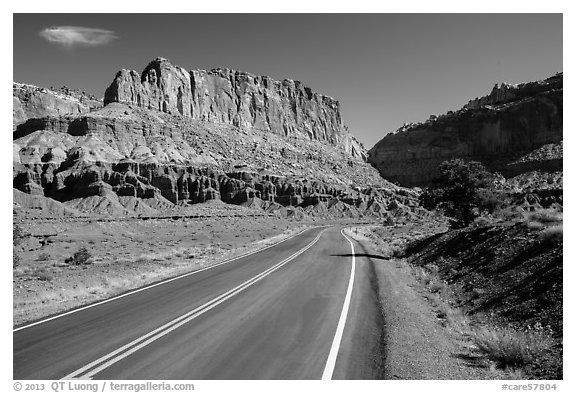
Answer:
[
  {"left": 464, "top": 73, "right": 562, "bottom": 109},
  {"left": 13, "top": 83, "right": 102, "bottom": 130},
  {"left": 14, "top": 97, "right": 419, "bottom": 219},
  {"left": 13, "top": 59, "right": 427, "bottom": 220},
  {"left": 104, "top": 58, "right": 364, "bottom": 159},
  {"left": 368, "top": 73, "right": 563, "bottom": 186}
]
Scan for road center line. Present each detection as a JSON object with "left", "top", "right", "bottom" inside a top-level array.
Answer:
[
  {"left": 321, "top": 229, "right": 356, "bottom": 380},
  {"left": 62, "top": 228, "right": 327, "bottom": 380},
  {"left": 14, "top": 226, "right": 322, "bottom": 332}
]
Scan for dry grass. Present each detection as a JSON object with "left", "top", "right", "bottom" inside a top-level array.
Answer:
[
  {"left": 524, "top": 208, "right": 562, "bottom": 226},
  {"left": 526, "top": 220, "right": 544, "bottom": 230},
  {"left": 65, "top": 247, "right": 92, "bottom": 265},
  {"left": 35, "top": 267, "right": 53, "bottom": 282},
  {"left": 523, "top": 209, "right": 563, "bottom": 245},
  {"left": 540, "top": 224, "right": 563, "bottom": 242},
  {"left": 470, "top": 325, "right": 555, "bottom": 369},
  {"left": 36, "top": 252, "right": 51, "bottom": 261},
  {"left": 349, "top": 222, "right": 562, "bottom": 378},
  {"left": 414, "top": 263, "right": 558, "bottom": 375},
  {"left": 134, "top": 246, "right": 199, "bottom": 263}
]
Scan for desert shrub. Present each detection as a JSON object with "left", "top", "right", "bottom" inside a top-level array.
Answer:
[
  {"left": 498, "top": 206, "right": 524, "bottom": 221},
  {"left": 525, "top": 220, "right": 544, "bottom": 230},
  {"left": 392, "top": 246, "right": 405, "bottom": 258},
  {"left": 525, "top": 209, "right": 563, "bottom": 224},
  {"left": 540, "top": 224, "right": 563, "bottom": 242},
  {"left": 428, "top": 280, "right": 444, "bottom": 294},
  {"left": 13, "top": 224, "right": 26, "bottom": 269},
  {"left": 35, "top": 268, "right": 53, "bottom": 282},
  {"left": 13, "top": 224, "right": 25, "bottom": 246},
  {"left": 420, "top": 159, "right": 501, "bottom": 228},
  {"left": 477, "top": 188, "right": 506, "bottom": 213},
  {"left": 65, "top": 247, "right": 92, "bottom": 265},
  {"left": 471, "top": 287, "right": 486, "bottom": 300},
  {"left": 471, "top": 325, "right": 554, "bottom": 369},
  {"left": 37, "top": 253, "right": 51, "bottom": 261},
  {"left": 472, "top": 216, "right": 492, "bottom": 228}
]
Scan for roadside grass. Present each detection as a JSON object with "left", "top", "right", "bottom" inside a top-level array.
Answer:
[
  {"left": 346, "top": 224, "right": 559, "bottom": 379},
  {"left": 410, "top": 260, "right": 558, "bottom": 378},
  {"left": 524, "top": 208, "right": 562, "bottom": 224},
  {"left": 469, "top": 325, "right": 555, "bottom": 370},
  {"left": 539, "top": 224, "right": 562, "bottom": 242},
  {"left": 524, "top": 208, "right": 562, "bottom": 230},
  {"left": 521, "top": 208, "right": 563, "bottom": 244},
  {"left": 134, "top": 246, "right": 199, "bottom": 263},
  {"left": 410, "top": 253, "right": 559, "bottom": 378}
]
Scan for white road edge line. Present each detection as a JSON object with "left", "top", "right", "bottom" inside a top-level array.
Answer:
[
  {"left": 62, "top": 228, "right": 328, "bottom": 380},
  {"left": 321, "top": 229, "right": 356, "bottom": 380},
  {"left": 14, "top": 226, "right": 323, "bottom": 332}
]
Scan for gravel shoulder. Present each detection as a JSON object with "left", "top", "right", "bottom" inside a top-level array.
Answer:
[{"left": 345, "top": 225, "right": 506, "bottom": 379}]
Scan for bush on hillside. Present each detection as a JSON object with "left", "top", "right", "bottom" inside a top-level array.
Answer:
[
  {"left": 420, "top": 159, "right": 501, "bottom": 228},
  {"left": 65, "top": 247, "right": 92, "bottom": 266}
]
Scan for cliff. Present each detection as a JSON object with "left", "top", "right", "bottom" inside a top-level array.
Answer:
[
  {"left": 368, "top": 73, "right": 563, "bottom": 186},
  {"left": 13, "top": 83, "right": 102, "bottom": 131},
  {"left": 104, "top": 57, "right": 364, "bottom": 159},
  {"left": 13, "top": 61, "right": 424, "bottom": 220}
]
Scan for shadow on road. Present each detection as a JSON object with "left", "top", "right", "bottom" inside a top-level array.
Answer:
[{"left": 331, "top": 253, "right": 390, "bottom": 260}]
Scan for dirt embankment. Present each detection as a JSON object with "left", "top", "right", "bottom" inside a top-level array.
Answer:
[{"left": 346, "top": 219, "right": 562, "bottom": 380}]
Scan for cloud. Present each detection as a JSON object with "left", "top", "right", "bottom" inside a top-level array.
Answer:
[{"left": 39, "top": 26, "right": 117, "bottom": 48}]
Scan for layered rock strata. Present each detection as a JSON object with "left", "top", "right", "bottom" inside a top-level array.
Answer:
[
  {"left": 13, "top": 83, "right": 102, "bottom": 130},
  {"left": 14, "top": 76, "right": 421, "bottom": 219},
  {"left": 368, "top": 73, "right": 563, "bottom": 186},
  {"left": 104, "top": 57, "right": 365, "bottom": 159}
]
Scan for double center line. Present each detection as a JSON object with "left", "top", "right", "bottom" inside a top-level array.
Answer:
[{"left": 63, "top": 228, "right": 328, "bottom": 380}]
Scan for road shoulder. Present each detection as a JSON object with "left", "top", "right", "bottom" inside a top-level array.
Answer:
[{"left": 345, "top": 226, "right": 502, "bottom": 379}]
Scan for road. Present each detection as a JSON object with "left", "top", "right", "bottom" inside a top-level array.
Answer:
[{"left": 14, "top": 226, "right": 383, "bottom": 380}]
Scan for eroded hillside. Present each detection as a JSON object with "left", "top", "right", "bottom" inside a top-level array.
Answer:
[
  {"left": 368, "top": 73, "right": 563, "bottom": 186},
  {"left": 13, "top": 58, "right": 424, "bottom": 221}
]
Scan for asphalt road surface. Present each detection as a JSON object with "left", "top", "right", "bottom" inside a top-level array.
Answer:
[{"left": 14, "top": 226, "right": 383, "bottom": 380}]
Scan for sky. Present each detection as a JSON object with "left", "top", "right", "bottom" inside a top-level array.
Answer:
[{"left": 13, "top": 13, "right": 562, "bottom": 148}]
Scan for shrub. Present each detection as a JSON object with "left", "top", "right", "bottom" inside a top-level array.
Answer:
[
  {"left": 471, "top": 287, "right": 486, "bottom": 300},
  {"left": 472, "top": 216, "right": 492, "bottom": 228},
  {"left": 471, "top": 326, "right": 554, "bottom": 369},
  {"left": 428, "top": 280, "right": 444, "bottom": 294},
  {"left": 13, "top": 224, "right": 26, "bottom": 246},
  {"left": 13, "top": 250, "right": 20, "bottom": 269},
  {"left": 540, "top": 224, "right": 563, "bottom": 242},
  {"left": 525, "top": 209, "right": 563, "bottom": 224},
  {"left": 525, "top": 220, "right": 544, "bottom": 230},
  {"left": 36, "top": 268, "right": 53, "bottom": 282},
  {"left": 419, "top": 159, "right": 500, "bottom": 227},
  {"left": 37, "top": 253, "right": 51, "bottom": 261},
  {"left": 13, "top": 224, "right": 26, "bottom": 269},
  {"left": 65, "top": 247, "right": 92, "bottom": 265}
]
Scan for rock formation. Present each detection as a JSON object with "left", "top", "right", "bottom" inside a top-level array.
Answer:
[
  {"left": 368, "top": 73, "right": 563, "bottom": 186},
  {"left": 14, "top": 59, "right": 423, "bottom": 220},
  {"left": 104, "top": 57, "right": 365, "bottom": 159},
  {"left": 13, "top": 83, "right": 102, "bottom": 131}
]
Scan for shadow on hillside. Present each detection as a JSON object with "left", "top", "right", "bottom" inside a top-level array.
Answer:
[
  {"left": 403, "top": 232, "right": 445, "bottom": 257},
  {"left": 450, "top": 352, "right": 487, "bottom": 369}
]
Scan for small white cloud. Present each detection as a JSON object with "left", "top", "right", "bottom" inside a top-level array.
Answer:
[{"left": 39, "top": 26, "right": 117, "bottom": 47}]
